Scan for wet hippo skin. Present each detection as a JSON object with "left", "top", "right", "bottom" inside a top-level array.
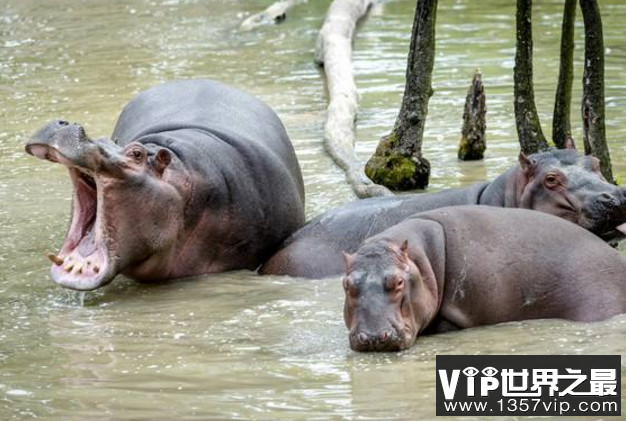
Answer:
[
  {"left": 342, "top": 206, "right": 626, "bottom": 352},
  {"left": 261, "top": 148, "right": 626, "bottom": 278},
  {"left": 26, "top": 79, "right": 305, "bottom": 290}
]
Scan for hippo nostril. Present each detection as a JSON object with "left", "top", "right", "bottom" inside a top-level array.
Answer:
[
  {"left": 600, "top": 193, "right": 613, "bottom": 201},
  {"left": 57, "top": 120, "right": 69, "bottom": 126}
]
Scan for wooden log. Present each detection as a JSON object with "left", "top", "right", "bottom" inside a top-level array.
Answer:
[
  {"left": 315, "top": 0, "right": 392, "bottom": 198},
  {"left": 240, "top": 0, "right": 305, "bottom": 31}
]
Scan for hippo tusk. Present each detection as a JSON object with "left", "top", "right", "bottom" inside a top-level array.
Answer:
[
  {"left": 64, "top": 262, "right": 74, "bottom": 272},
  {"left": 47, "top": 252, "right": 64, "bottom": 266},
  {"left": 617, "top": 223, "right": 626, "bottom": 235}
]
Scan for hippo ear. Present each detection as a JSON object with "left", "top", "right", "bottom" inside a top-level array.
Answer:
[
  {"left": 564, "top": 136, "right": 576, "bottom": 150},
  {"left": 154, "top": 149, "right": 171, "bottom": 175},
  {"left": 341, "top": 251, "right": 354, "bottom": 272},
  {"left": 518, "top": 152, "right": 537, "bottom": 175},
  {"left": 399, "top": 239, "right": 410, "bottom": 260}
]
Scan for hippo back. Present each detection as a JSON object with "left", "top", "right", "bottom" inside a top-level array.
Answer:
[
  {"left": 112, "top": 80, "right": 305, "bottom": 270},
  {"left": 111, "top": 80, "right": 302, "bottom": 190},
  {"left": 113, "top": 80, "right": 283, "bottom": 149}
]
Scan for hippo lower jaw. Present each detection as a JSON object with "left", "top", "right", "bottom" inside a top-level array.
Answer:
[
  {"left": 47, "top": 167, "right": 116, "bottom": 291},
  {"left": 581, "top": 217, "right": 626, "bottom": 242}
]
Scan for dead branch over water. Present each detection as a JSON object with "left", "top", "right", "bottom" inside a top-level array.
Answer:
[{"left": 315, "top": 0, "right": 392, "bottom": 198}]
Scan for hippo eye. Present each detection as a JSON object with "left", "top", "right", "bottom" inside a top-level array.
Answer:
[
  {"left": 545, "top": 174, "right": 560, "bottom": 188},
  {"left": 127, "top": 147, "right": 145, "bottom": 163}
]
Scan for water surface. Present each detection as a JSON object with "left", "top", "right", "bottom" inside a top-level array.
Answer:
[{"left": 1, "top": 0, "right": 625, "bottom": 420}]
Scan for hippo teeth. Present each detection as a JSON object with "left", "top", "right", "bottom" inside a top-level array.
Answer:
[
  {"left": 47, "top": 252, "right": 64, "bottom": 266},
  {"left": 616, "top": 223, "right": 626, "bottom": 235}
]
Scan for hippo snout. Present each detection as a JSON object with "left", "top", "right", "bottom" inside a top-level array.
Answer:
[
  {"left": 596, "top": 190, "right": 625, "bottom": 208},
  {"left": 592, "top": 189, "right": 626, "bottom": 220},
  {"left": 25, "top": 120, "right": 123, "bottom": 173},
  {"left": 349, "top": 328, "right": 404, "bottom": 352},
  {"left": 580, "top": 187, "right": 626, "bottom": 239},
  {"left": 26, "top": 120, "right": 90, "bottom": 160}
]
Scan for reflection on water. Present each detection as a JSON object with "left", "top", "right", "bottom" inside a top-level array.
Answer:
[{"left": 1, "top": 0, "right": 625, "bottom": 420}]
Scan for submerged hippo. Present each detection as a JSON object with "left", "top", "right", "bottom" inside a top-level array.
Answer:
[
  {"left": 261, "top": 148, "right": 626, "bottom": 278},
  {"left": 26, "top": 79, "right": 305, "bottom": 290},
  {"left": 343, "top": 206, "right": 626, "bottom": 352}
]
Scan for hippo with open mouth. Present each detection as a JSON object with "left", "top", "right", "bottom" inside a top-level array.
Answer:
[
  {"left": 343, "top": 206, "right": 626, "bottom": 352},
  {"left": 26, "top": 79, "right": 305, "bottom": 290},
  {"left": 261, "top": 146, "right": 626, "bottom": 278}
]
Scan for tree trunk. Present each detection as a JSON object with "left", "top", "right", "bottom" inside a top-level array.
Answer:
[
  {"left": 580, "top": 0, "right": 613, "bottom": 182},
  {"left": 552, "top": 0, "right": 576, "bottom": 149},
  {"left": 365, "top": 0, "right": 437, "bottom": 190},
  {"left": 514, "top": 0, "right": 549, "bottom": 154},
  {"left": 458, "top": 69, "right": 486, "bottom": 161}
]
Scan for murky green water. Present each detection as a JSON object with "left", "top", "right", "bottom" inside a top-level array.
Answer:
[{"left": 1, "top": 0, "right": 625, "bottom": 420}]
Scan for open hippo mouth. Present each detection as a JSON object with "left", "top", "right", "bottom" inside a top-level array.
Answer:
[
  {"left": 45, "top": 167, "right": 113, "bottom": 290},
  {"left": 26, "top": 121, "right": 118, "bottom": 290}
]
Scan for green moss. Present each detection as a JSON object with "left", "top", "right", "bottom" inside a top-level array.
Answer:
[
  {"left": 374, "top": 132, "right": 398, "bottom": 154},
  {"left": 365, "top": 150, "right": 430, "bottom": 191},
  {"left": 458, "top": 135, "right": 486, "bottom": 161},
  {"left": 458, "top": 136, "right": 471, "bottom": 160}
]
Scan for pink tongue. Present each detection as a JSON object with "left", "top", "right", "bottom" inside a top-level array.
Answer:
[
  {"left": 616, "top": 223, "right": 626, "bottom": 235},
  {"left": 77, "top": 225, "right": 98, "bottom": 256}
]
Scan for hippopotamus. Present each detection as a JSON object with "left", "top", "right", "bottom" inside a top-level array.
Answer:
[
  {"left": 25, "top": 79, "right": 305, "bottom": 291},
  {"left": 261, "top": 148, "right": 626, "bottom": 278},
  {"left": 343, "top": 206, "right": 626, "bottom": 352}
]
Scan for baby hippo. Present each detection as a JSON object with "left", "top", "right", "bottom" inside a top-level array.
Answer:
[{"left": 342, "top": 206, "right": 626, "bottom": 352}]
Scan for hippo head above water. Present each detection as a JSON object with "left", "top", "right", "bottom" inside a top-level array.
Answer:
[
  {"left": 501, "top": 147, "right": 626, "bottom": 240},
  {"left": 26, "top": 120, "right": 189, "bottom": 290},
  {"left": 342, "top": 240, "right": 434, "bottom": 352}
]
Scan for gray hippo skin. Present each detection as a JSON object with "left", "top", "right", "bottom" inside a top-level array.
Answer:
[
  {"left": 261, "top": 148, "right": 626, "bottom": 278},
  {"left": 26, "top": 80, "right": 305, "bottom": 290},
  {"left": 343, "top": 206, "right": 626, "bottom": 352}
]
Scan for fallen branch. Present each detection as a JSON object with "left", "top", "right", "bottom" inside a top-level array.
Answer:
[
  {"left": 240, "top": 0, "right": 306, "bottom": 31},
  {"left": 315, "top": 0, "right": 392, "bottom": 198}
]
